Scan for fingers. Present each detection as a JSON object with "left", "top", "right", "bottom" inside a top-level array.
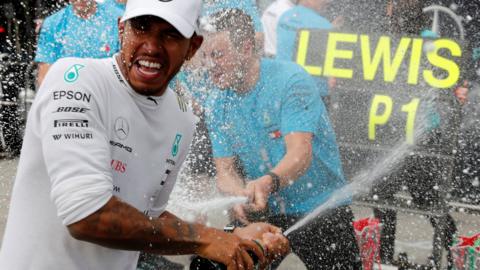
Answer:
[
  {"left": 240, "top": 239, "right": 267, "bottom": 267},
  {"left": 226, "top": 253, "right": 239, "bottom": 270},
  {"left": 227, "top": 247, "right": 254, "bottom": 270},
  {"left": 238, "top": 248, "right": 254, "bottom": 270},
  {"left": 248, "top": 185, "right": 268, "bottom": 212},
  {"left": 264, "top": 223, "right": 282, "bottom": 234},
  {"left": 261, "top": 232, "right": 290, "bottom": 260}
]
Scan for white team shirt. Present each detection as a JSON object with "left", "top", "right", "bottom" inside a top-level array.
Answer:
[
  {"left": 261, "top": 0, "right": 294, "bottom": 56},
  {"left": 0, "top": 56, "right": 197, "bottom": 270}
]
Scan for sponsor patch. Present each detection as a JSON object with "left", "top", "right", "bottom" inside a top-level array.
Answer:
[
  {"left": 52, "top": 133, "right": 93, "bottom": 140},
  {"left": 64, "top": 64, "right": 85, "bottom": 83},
  {"left": 53, "top": 119, "right": 89, "bottom": 128},
  {"left": 53, "top": 106, "right": 90, "bottom": 113},
  {"left": 53, "top": 90, "right": 91, "bottom": 103}
]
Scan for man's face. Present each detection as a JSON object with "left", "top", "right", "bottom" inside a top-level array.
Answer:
[
  {"left": 203, "top": 32, "right": 247, "bottom": 90},
  {"left": 119, "top": 16, "right": 203, "bottom": 96}
]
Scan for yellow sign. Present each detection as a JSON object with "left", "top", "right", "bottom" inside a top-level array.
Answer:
[
  {"left": 369, "top": 95, "right": 420, "bottom": 145},
  {"left": 296, "top": 31, "right": 462, "bottom": 89}
]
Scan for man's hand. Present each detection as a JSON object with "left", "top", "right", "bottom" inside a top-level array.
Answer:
[
  {"left": 197, "top": 231, "right": 266, "bottom": 270},
  {"left": 261, "top": 232, "right": 290, "bottom": 261},
  {"left": 246, "top": 176, "right": 273, "bottom": 212},
  {"left": 233, "top": 222, "right": 282, "bottom": 240},
  {"left": 234, "top": 223, "right": 290, "bottom": 265},
  {"left": 232, "top": 203, "right": 250, "bottom": 225}
]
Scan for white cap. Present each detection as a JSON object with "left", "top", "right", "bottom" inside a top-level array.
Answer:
[{"left": 121, "top": 0, "right": 202, "bottom": 38}]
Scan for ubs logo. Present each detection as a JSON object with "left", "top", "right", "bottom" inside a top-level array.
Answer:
[{"left": 114, "top": 117, "right": 129, "bottom": 140}]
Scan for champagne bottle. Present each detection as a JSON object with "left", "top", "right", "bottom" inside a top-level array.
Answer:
[{"left": 189, "top": 251, "right": 261, "bottom": 270}]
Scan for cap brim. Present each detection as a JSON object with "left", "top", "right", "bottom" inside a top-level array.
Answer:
[{"left": 121, "top": 7, "right": 194, "bottom": 38}]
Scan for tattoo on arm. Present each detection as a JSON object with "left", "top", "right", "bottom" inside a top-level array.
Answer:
[{"left": 68, "top": 197, "right": 205, "bottom": 254}]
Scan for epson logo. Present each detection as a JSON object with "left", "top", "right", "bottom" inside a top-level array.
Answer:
[
  {"left": 53, "top": 90, "right": 91, "bottom": 103},
  {"left": 54, "top": 119, "right": 89, "bottom": 128},
  {"left": 110, "top": 140, "right": 133, "bottom": 153},
  {"left": 53, "top": 107, "right": 90, "bottom": 113}
]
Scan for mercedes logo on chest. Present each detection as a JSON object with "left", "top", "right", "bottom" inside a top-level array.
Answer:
[{"left": 114, "top": 117, "right": 130, "bottom": 140}]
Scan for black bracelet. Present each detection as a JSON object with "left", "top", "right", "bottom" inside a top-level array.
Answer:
[{"left": 266, "top": 171, "right": 281, "bottom": 194}]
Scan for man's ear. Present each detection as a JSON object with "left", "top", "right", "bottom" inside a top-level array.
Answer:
[
  {"left": 186, "top": 34, "right": 204, "bottom": 60},
  {"left": 118, "top": 19, "right": 125, "bottom": 45}
]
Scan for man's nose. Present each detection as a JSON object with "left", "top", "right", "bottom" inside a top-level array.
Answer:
[{"left": 142, "top": 38, "right": 163, "bottom": 55}]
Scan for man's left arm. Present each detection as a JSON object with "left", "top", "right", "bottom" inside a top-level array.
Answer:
[{"left": 247, "top": 132, "right": 313, "bottom": 211}]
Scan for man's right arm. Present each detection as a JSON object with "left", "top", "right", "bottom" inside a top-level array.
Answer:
[
  {"left": 68, "top": 196, "right": 292, "bottom": 268},
  {"left": 67, "top": 196, "right": 265, "bottom": 269}
]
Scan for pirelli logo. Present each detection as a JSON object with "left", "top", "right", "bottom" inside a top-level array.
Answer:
[
  {"left": 176, "top": 94, "right": 188, "bottom": 112},
  {"left": 54, "top": 119, "right": 89, "bottom": 128}
]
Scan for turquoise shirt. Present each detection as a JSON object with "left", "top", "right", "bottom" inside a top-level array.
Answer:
[
  {"left": 101, "top": 0, "right": 126, "bottom": 11},
  {"left": 203, "top": 0, "right": 263, "bottom": 32},
  {"left": 35, "top": 4, "right": 123, "bottom": 64},
  {"left": 206, "top": 58, "right": 346, "bottom": 215},
  {"left": 276, "top": 5, "right": 332, "bottom": 96}
]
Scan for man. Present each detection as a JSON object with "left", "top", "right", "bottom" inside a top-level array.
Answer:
[
  {"left": 0, "top": 1, "right": 289, "bottom": 269},
  {"left": 203, "top": 0, "right": 263, "bottom": 32},
  {"left": 35, "top": 0, "right": 124, "bottom": 86},
  {"left": 202, "top": 9, "right": 361, "bottom": 269},
  {"left": 261, "top": 0, "right": 294, "bottom": 57},
  {"left": 275, "top": 0, "right": 332, "bottom": 97}
]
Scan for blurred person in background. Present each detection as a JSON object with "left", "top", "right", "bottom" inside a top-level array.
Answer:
[
  {"left": 440, "top": 0, "right": 480, "bottom": 206},
  {"left": 203, "top": 9, "right": 361, "bottom": 269},
  {"left": 261, "top": 0, "right": 295, "bottom": 57},
  {"left": 203, "top": 0, "right": 265, "bottom": 53},
  {"left": 275, "top": 0, "right": 333, "bottom": 99},
  {"left": 162, "top": 0, "right": 267, "bottom": 210},
  {"left": 360, "top": 0, "right": 460, "bottom": 266},
  {"left": 35, "top": 0, "right": 123, "bottom": 86}
]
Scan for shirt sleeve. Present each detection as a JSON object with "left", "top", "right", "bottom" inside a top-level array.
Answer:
[
  {"left": 281, "top": 68, "right": 325, "bottom": 135},
  {"left": 34, "top": 16, "right": 61, "bottom": 64},
  {"left": 36, "top": 59, "right": 113, "bottom": 226}
]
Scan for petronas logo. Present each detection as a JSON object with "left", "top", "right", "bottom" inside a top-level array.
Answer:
[
  {"left": 64, "top": 64, "right": 85, "bottom": 83},
  {"left": 171, "top": 134, "right": 182, "bottom": 157}
]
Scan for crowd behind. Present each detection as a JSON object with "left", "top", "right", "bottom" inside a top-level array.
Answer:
[{"left": 7, "top": 0, "right": 480, "bottom": 269}]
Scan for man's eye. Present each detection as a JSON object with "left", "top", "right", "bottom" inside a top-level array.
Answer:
[
  {"left": 165, "top": 32, "right": 183, "bottom": 40},
  {"left": 130, "top": 19, "right": 149, "bottom": 33}
]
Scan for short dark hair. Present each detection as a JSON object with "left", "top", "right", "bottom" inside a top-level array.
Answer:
[{"left": 202, "top": 8, "right": 256, "bottom": 51}]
